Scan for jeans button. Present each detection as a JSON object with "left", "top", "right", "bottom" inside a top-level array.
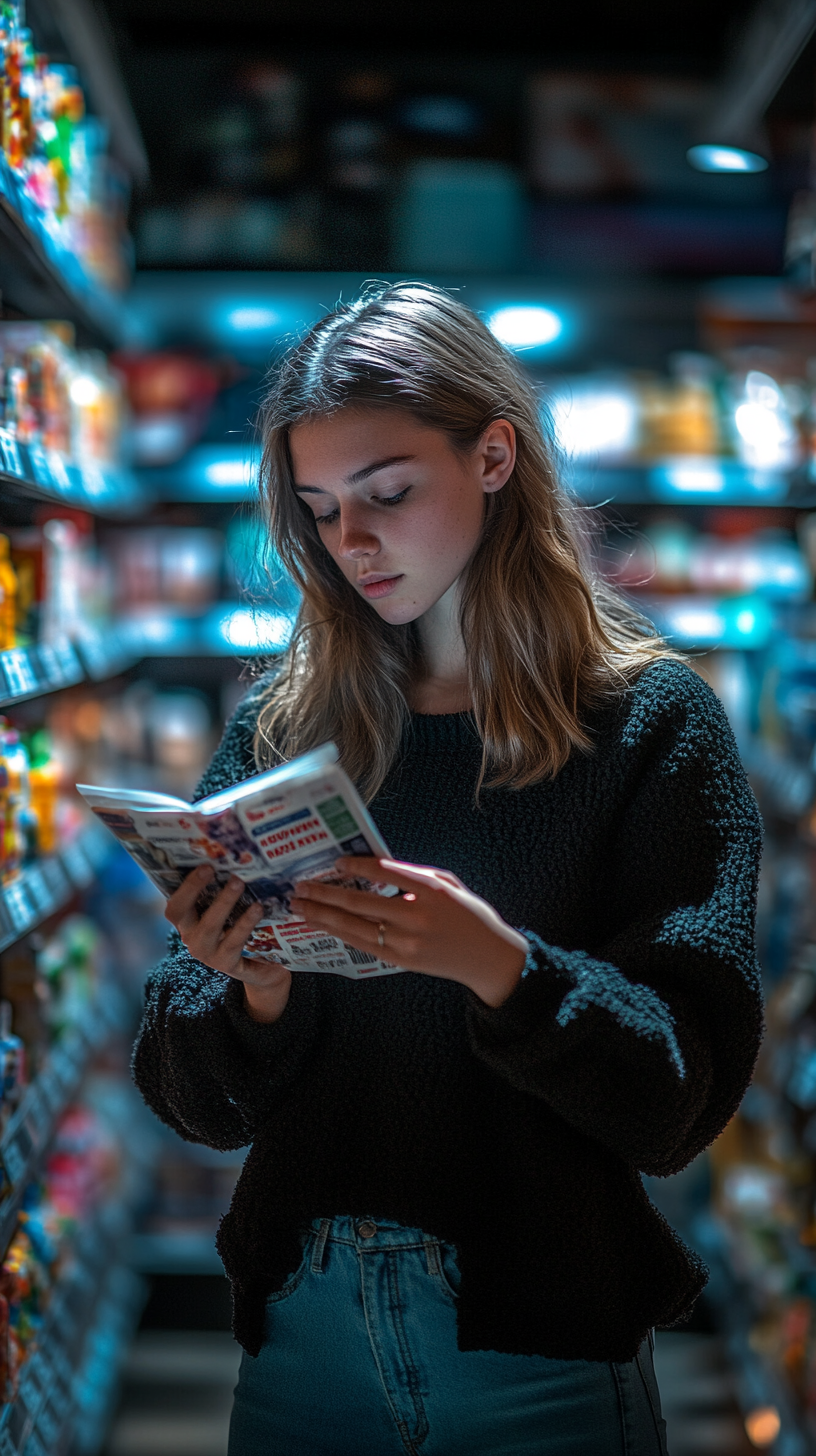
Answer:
[{"left": 358, "top": 1221, "right": 377, "bottom": 1239}]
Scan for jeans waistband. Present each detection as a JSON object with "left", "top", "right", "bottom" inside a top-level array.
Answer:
[{"left": 301, "top": 1216, "right": 444, "bottom": 1251}]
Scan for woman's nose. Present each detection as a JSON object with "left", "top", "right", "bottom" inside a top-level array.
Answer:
[{"left": 337, "top": 516, "right": 379, "bottom": 559}]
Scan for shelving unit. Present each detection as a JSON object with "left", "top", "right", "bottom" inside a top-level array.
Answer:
[
  {"left": 0, "top": 978, "right": 127, "bottom": 1241},
  {"left": 0, "top": 431, "right": 144, "bottom": 516},
  {"left": 0, "top": 820, "right": 111, "bottom": 955},
  {"left": 0, "top": 625, "right": 144, "bottom": 709},
  {"left": 0, "top": 153, "right": 135, "bottom": 353},
  {"left": 0, "top": 1201, "right": 145, "bottom": 1456},
  {"left": 570, "top": 459, "right": 814, "bottom": 508}
]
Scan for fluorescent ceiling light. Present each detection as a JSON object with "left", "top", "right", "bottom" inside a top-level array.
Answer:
[
  {"left": 687, "top": 144, "right": 768, "bottom": 173},
  {"left": 487, "top": 305, "right": 563, "bottom": 350}
]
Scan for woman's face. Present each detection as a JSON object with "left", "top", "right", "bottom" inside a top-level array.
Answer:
[{"left": 289, "top": 406, "right": 515, "bottom": 626}]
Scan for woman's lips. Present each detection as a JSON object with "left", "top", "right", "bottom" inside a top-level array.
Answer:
[{"left": 359, "top": 575, "right": 403, "bottom": 599}]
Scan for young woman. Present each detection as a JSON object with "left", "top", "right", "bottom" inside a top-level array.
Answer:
[{"left": 134, "top": 282, "right": 764, "bottom": 1456}]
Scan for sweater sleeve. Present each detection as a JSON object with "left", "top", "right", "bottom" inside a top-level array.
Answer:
[
  {"left": 131, "top": 683, "right": 322, "bottom": 1148},
  {"left": 466, "top": 664, "right": 764, "bottom": 1178}
]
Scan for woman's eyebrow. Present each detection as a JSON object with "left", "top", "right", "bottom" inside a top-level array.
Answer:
[
  {"left": 347, "top": 453, "right": 415, "bottom": 484},
  {"left": 293, "top": 454, "right": 415, "bottom": 494}
]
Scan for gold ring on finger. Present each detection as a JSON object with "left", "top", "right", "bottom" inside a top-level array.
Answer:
[{"left": 378, "top": 923, "right": 386, "bottom": 949}]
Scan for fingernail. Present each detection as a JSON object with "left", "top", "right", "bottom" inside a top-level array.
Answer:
[
  {"left": 229, "top": 875, "right": 242, "bottom": 889},
  {"left": 197, "top": 864, "right": 212, "bottom": 877}
]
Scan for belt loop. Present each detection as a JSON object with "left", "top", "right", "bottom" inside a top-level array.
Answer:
[
  {"left": 424, "top": 1235, "right": 441, "bottom": 1279},
  {"left": 311, "top": 1218, "right": 331, "bottom": 1274}
]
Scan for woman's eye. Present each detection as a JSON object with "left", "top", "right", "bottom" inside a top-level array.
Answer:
[{"left": 314, "top": 487, "right": 410, "bottom": 526}]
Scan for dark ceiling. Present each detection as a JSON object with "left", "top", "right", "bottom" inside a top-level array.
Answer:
[{"left": 101, "top": 0, "right": 754, "bottom": 69}]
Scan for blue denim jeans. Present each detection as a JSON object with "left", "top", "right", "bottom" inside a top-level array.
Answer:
[{"left": 228, "top": 1216, "right": 669, "bottom": 1456}]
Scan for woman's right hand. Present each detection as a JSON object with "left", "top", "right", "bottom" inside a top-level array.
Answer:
[{"left": 165, "top": 864, "right": 292, "bottom": 1024}]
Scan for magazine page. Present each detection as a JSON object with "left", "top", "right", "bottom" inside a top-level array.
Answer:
[{"left": 77, "top": 747, "right": 404, "bottom": 979}]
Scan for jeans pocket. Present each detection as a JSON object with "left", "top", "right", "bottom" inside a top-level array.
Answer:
[
  {"left": 266, "top": 1232, "right": 313, "bottom": 1306},
  {"left": 429, "top": 1239, "right": 461, "bottom": 1301}
]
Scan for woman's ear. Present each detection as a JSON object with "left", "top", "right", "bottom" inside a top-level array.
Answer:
[{"left": 479, "top": 420, "right": 516, "bottom": 494}]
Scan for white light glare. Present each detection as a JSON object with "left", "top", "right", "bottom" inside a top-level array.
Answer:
[
  {"left": 226, "top": 306, "right": 280, "bottom": 331},
  {"left": 204, "top": 459, "right": 251, "bottom": 487},
  {"left": 70, "top": 374, "right": 102, "bottom": 407},
  {"left": 220, "top": 608, "right": 293, "bottom": 651},
  {"left": 488, "top": 305, "right": 562, "bottom": 351},
  {"left": 687, "top": 144, "right": 768, "bottom": 174},
  {"left": 660, "top": 460, "right": 725, "bottom": 494},
  {"left": 733, "top": 371, "right": 800, "bottom": 470},
  {"left": 549, "top": 385, "right": 638, "bottom": 460}
]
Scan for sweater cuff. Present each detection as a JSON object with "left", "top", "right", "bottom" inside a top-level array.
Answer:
[
  {"left": 222, "top": 971, "right": 318, "bottom": 1056},
  {"left": 466, "top": 930, "right": 564, "bottom": 1047}
]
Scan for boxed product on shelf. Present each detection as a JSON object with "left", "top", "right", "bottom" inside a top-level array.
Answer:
[
  {"left": 0, "top": 717, "right": 64, "bottom": 878},
  {"left": 0, "top": 321, "right": 126, "bottom": 465}
]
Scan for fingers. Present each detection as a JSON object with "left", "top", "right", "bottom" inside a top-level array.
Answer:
[
  {"left": 291, "top": 895, "right": 382, "bottom": 952},
  {"left": 217, "top": 900, "right": 264, "bottom": 957},
  {"left": 197, "top": 875, "right": 253, "bottom": 941},
  {"left": 292, "top": 878, "right": 401, "bottom": 924},
  {"left": 165, "top": 864, "right": 214, "bottom": 928},
  {"left": 334, "top": 857, "right": 454, "bottom": 896}
]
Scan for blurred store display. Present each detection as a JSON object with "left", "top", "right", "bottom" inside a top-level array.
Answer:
[{"left": 0, "top": 0, "right": 145, "bottom": 349}]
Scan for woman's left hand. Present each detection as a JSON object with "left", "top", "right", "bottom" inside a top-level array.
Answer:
[{"left": 290, "top": 858, "right": 528, "bottom": 1008}]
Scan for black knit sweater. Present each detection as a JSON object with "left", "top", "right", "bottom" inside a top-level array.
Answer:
[{"left": 132, "top": 658, "right": 764, "bottom": 1362}]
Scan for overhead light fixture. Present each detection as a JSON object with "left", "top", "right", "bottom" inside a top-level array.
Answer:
[
  {"left": 687, "top": 144, "right": 769, "bottom": 173},
  {"left": 487, "top": 304, "right": 563, "bottom": 351},
  {"left": 687, "top": 0, "right": 816, "bottom": 177}
]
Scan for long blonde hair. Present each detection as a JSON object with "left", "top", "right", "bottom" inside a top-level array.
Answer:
[{"left": 254, "top": 281, "right": 666, "bottom": 800}]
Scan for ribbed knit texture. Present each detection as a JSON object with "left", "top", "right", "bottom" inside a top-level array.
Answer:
[{"left": 132, "top": 658, "right": 764, "bottom": 1362}]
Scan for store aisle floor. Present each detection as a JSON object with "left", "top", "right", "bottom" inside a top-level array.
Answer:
[{"left": 101, "top": 1329, "right": 752, "bottom": 1456}]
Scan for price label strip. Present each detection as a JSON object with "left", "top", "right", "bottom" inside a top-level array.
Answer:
[
  {"left": 26, "top": 445, "right": 52, "bottom": 490},
  {"left": 2, "top": 880, "right": 33, "bottom": 937},
  {"left": 0, "top": 649, "right": 38, "bottom": 702},
  {"left": 0, "top": 429, "right": 24, "bottom": 478},
  {"left": 45, "top": 451, "right": 71, "bottom": 496},
  {"left": 22, "top": 867, "right": 51, "bottom": 918}
]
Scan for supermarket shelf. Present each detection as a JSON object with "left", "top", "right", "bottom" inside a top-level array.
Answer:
[
  {"left": 138, "top": 445, "right": 816, "bottom": 510},
  {"left": 570, "top": 459, "right": 816, "bottom": 507},
  {"left": 642, "top": 594, "right": 776, "bottom": 650},
  {"left": 0, "top": 818, "right": 113, "bottom": 954},
  {"left": 0, "top": 152, "right": 136, "bottom": 351},
  {"left": 0, "top": 623, "right": 143, "bottom": 709},
  {"left": 0, "top": 1201, "right": 146, "bottom": 1456},
  {"left": 0, "top": 635, "right": 83, "bottom": 706},
  {"left": 127, "top": 602, "right": 295, "bottom": 657},
  {"left": 0, "top": 429, "right": 144, "bottom": 515},
  {"left": 0, "top": 980, "right": 129, "bottom": 1257},
  {"left": 137, "top": 442, "right": 258, "bottom": 502},
  {"left": 70, "top": 1264, "right": 147, "bottom": 1456}
]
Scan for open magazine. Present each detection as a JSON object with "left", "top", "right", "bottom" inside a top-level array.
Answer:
[{"left": 77, "top": 743, "right": 404, "bottom": 979}]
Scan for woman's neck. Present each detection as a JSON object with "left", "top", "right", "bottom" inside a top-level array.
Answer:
[{"left": 410, "top": 580, "right": 472, "bottom": 715}]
